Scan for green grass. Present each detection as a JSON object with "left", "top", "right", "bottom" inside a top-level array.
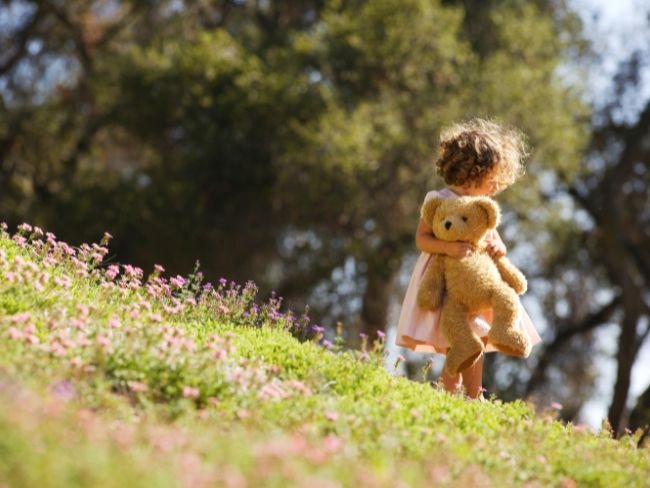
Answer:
[{"left": 0, "top": 227, "right": 648, "bottom": 487}]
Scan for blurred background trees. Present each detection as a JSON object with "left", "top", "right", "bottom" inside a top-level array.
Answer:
[{"left": 1, "top": 0, "right": 649, "bottom": 434}]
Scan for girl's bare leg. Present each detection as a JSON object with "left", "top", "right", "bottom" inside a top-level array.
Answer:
[
  {"left": 439, "top": 367, "right": 462, "bottom": 394},
  {"left": 461, "top": 353, "right": 485, "bottom": 399}
]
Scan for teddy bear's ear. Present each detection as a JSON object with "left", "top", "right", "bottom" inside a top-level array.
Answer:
[
  {"left": 475, "top": 197, "right": 501, "bottom": 229},
  {"left": 421, "top": 197, "right": 443, "bottom": 224}
]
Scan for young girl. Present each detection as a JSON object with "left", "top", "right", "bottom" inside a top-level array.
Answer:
[{"left": 395, "top": 118, "right": 541, "bottom": 399}]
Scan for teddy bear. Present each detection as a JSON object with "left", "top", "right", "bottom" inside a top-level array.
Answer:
[{"left": 416, "top": 195, "right": 531, "bottom": 376}]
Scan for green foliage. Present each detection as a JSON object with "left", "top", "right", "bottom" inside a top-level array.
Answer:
[
  {"left": 0, "top": 229, "right": 648, "bottom": 486},
  {"left": 0, "top": 1, "right": 588, "bottom": 292}
]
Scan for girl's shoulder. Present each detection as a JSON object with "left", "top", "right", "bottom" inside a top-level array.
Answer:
[{"left": 423, "top": 187, "right": 456, "bottom": 203}]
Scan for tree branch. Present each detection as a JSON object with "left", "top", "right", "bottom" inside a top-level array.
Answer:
[
  {"left": 525, "top": 294, "right": 622, "bottom": 396},
  {"left": 604, "top": 100, "right": 650, "bottom": 196},
  {"left": 44, "top": 2, "right": 93, "bottom": 72},
  {"left": 0, "top": 6, "right": 44, "bottom": 75}
]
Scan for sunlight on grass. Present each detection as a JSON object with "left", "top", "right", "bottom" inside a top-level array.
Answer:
[{"left": 0, "top": 223, "right": 648, "bottom": 487}]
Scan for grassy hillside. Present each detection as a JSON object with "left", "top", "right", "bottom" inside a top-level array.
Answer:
[{"left": 0, "top": 223, "right": 648, "bottom": 487}]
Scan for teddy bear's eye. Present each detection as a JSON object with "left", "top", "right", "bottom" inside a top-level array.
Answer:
[{"left": 462, "top": 216, "right": 468, "bottom": 222}]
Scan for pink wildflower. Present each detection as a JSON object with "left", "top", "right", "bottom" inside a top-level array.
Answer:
[
  {"left": 322, "top": 434, "right": 343, "bottom": 454},
  {"left": 170, "top": 276, "right": 186, "bottom": 288},
  {"left": 123, "top": 264, "right": 143, "bottom": 279},
  {"left": 70, "top": 318, "right": 86, "bottom": 329},
  {"left": 236, "top": 409, "right": 251, "bottom": 419},
  {"left": 50, "top": 380, "right": 76, "bottom": 401},
  {"left": 182, "top": 386, "right": 200, "bottom": 399},
  {"left": 92, "top": 244, "right": 109, "bottom": 256},
  {"left": 7, "top": 327, "right": 22, "bottom": 340},
  {"left": 17, "top": 223, "right": 32, "bottom": 233},
  {"left": 287, "top": 380, "right": 312, "bottom": 396},
  {"left": 550, "top": 401, "right": 563, "bottom": 411},
  {"left": 51, "top": 342, "right": 67, "bottom": 356},
  {"left": 10, "top": 312, "right": 32, "bottom": 323},
  {"left": 128, "top": 381, "right": 149, "bottom": 393},
  {"left": 59, "top": 242, "right": 75, "bottom": 256},
  {"left": 69, "top": 357, "right": 83, "bottom": 368},
  {"left": 325, "top": 411, "right": 339, "bottom": 422},
  {"left": 12, "top": 235, "right": 27, "bottom": 247},
  {"left": 72, "top": 258, "right": 88, "bottom": 271},
  {"left": 112, "top": 423, "right": 135, "bottom": 447},
  {"left": 213, "top": 349, "right": 228, "bottom": 360},
  {"left": 96, "top": 335, "right": 111, "bottom": 348},
  {"left": 105, "top": 265, "right": 119, "bottom": 280},
  {"left": 163, "top": 303, "right": 183, "bottom": 314},
  {"left": 53, "top": 275, "right": 72, "bottom": 288},
  {"left": 24, "top": 334, "right": 39, "bottom": 345}
]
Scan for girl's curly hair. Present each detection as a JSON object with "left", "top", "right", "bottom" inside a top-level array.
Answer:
[{"left": 435, "top": 118, "right": 528, "bottom": 188}]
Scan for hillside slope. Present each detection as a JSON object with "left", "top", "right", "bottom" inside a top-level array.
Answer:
[{"left": 0, "top": 225, "right": 648, "bottom": 487}]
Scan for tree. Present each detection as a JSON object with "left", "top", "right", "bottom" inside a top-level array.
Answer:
[
  {"left": 271, "top": 0, "right": 588, "bottom": 343},
  {"left": 520, "top": 34, "right": 650, "bottom": 433},
  {"left": 1, "top": 1, "right": 593, "bottom": 400},
  {"left": 0, "top": 0, "right": 323, "bottom": 277}
]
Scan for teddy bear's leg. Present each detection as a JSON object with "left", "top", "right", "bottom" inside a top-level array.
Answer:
[
  {"left": 441, "top": 300, "right": 485, "bottom": 376},
  {"left": 487, "top": 288, "right": 531, "bottom": 357}
]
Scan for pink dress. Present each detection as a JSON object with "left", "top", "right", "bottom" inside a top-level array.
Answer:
[{"left": 395, "top": 188, "right": 542, "bottom": 354}]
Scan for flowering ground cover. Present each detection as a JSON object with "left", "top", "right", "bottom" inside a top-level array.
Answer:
[{"left": 0, "top": 224, "right": 649, "bottom": 487}]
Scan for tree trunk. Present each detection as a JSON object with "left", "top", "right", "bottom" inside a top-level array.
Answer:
[
  {"left": 600, "top": 201, "right": 645, "bottom": 434},
  {"left": 358, "top": 241, "right": 400, "bottom": 343},
  {"left": 359, "top": 265, "right": 396, "bottom": 342},
  {"left": 607, "top": 310, "right": 640, "bottom": 434},
  {"left": 525, "top": 295, "right": 620, "bottom": 397},
  {"left": 628, "top": 385, "right": 650, "bottom": 446}
]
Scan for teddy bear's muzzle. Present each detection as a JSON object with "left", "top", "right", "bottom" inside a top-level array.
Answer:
[{"left": 444, "top": 221, "right": 452, "bottom": 230}]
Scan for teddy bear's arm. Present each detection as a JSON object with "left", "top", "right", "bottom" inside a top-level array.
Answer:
[
  {"left": 493, "top": 256, "right": 527, "bottom": 295},
  {"left": 420, "top": 197, "right": 442, "bottom": 226},
  {"left": 417, "top": 255, "right": 446, "bottom": 310}
]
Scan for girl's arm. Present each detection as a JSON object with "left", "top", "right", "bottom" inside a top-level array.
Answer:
[
  {"left": 415, "top": 219, "right": 474, "bottom": 258},
  {"left": 485, "top": 229, "right": 507, "bottom": 257}
]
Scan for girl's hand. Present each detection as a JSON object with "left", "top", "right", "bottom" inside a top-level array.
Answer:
[
  {"left": 444, "top": 241, "right": 475, "bottom": 259},
  {"left": 485, "top": 237, "right": 506, "bottom": 257}
]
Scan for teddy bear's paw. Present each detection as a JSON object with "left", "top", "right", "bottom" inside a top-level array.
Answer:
[
  {"left": 488, "top": 328, "right": 531, "bottom": 357},
  {"left": 510, "top": 279, "right": 527, "bottom": 295},
  {"left": 444, "top": 340, "right": 484, "bottom": 376}
]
